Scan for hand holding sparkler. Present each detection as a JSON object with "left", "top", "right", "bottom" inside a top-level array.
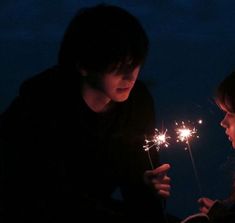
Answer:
[
  {"left": 144, "top": 163, "right": 171, "bottom": 198},
  {"left": 143, "top": 129, "right": 171, "bottom": 223},
  {"left": 143, "top": 119, "right": 203, "bottom": 197},
  {"left": 198, "top": 197, "right": 216, "bottom": 214}
]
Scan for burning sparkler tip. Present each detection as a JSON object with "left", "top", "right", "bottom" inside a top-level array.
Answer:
[{"left": 198, "top": 119, "right": 203, "bottom": 124}]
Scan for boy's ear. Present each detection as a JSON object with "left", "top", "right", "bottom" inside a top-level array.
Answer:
[
  {"left": 76, "top": 63, "right": 88, "bottom": 76},
  {"left": 79, "top": 69, "right": 88, "bottom": 77}
]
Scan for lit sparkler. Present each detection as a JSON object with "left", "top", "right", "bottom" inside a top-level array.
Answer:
[
  {"left": 175, "top": 121, "right": 198, "bottom": 146},
  {"left": 175, "top": 120, "right": 203, "bottom": 195},
  {"left": 143, "top": 128, "right": 170, "bottom": 169}
]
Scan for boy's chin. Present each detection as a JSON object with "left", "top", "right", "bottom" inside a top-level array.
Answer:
[{"left": 114, "top": 95, "right": 130, "bottom": 102}]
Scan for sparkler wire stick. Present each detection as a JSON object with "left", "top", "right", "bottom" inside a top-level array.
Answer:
[
  {"left": 175, "top": 120, "right": 203, "bottom": 196},
  {"left": 186, "top": 140, "right": 202, "bottom": 197},
  {"left": 143, "top": 129, "right": 170, "bottom": 169},
  {"left": 146, "top": 149, "right": 154, "bottom": 170}
]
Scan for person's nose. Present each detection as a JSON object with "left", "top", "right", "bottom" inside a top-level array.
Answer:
[
  {"left": 123, "top": 71, "right": 138, "bottom": 82},
  {"left": 220, "top": 115, "right": 228, "bottom": 128}
]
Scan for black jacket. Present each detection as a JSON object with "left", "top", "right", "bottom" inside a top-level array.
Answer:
[{"left": 0, "top": 66, "right": 165, "bottom": 222}]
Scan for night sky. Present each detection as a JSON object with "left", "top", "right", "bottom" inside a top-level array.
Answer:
[{"left": 1, "top": 0, "right": 235, "bottom": 219}]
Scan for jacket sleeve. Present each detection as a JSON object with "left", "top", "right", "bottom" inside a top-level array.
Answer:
[
  {"left": 0, "top": 99, "right": 23, "bottom": 220},
  {"left": 207, "top": 201, "right": 235, "bottom": 223},
  {"left": 0, "top": 79, "right": 51, "bottom": 221}
]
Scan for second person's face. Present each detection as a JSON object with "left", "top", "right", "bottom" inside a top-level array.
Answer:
[{"left": 220, "top": 104, "right": 235, "bottom": 149}]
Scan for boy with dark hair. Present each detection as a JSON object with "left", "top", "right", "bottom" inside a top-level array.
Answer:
[{"left": 0, "top": 4, "right": 172, "bottom": 222}]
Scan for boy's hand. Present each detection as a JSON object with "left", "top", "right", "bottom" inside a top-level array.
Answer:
[{"left": 144, "top": 164, "right": 171, "bottom": 198}]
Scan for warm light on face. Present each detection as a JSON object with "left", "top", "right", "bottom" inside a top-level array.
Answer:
[
  {"left": 100, "top": 66, "right": 141, "bottom": 102},
  {"left": 219, "top": 102, "right": 235, "bottom": 149}
]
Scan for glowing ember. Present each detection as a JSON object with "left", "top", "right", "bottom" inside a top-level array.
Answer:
[{"left": 198, "top": 119, "right": 203, "bottom": 124}]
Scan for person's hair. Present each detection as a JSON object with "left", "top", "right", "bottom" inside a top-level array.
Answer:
[
  {"left": 58, "top": 4, "right": 149, "bottom": 76},
  {"left": 215, "top": 71, "right": 235, "bottom": 113}
]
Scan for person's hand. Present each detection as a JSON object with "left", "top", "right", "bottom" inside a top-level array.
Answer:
[
  {"left": 144, "top": 163, "right": 171, "bottom": 198},
  {"left": 198, "top": 197, "right": 216, "bottom": 214}
]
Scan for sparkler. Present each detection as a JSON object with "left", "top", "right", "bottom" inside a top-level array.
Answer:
[
  {"left": 143, "top": 128, "right": 171, "bottom": 223},
  {"left": 175, "top": 120, "right": 203, "bottom": 195},
  {"left": 143, "top": 119, "right": 203, "bottom": 194},
  {"left": 143, "top": 128, "right": 170, "bottom": 169}
]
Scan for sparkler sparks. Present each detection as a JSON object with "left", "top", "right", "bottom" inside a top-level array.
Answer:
[
  {"left": 143, "top": 119, "right": 203, "bottom": 194},
  {"left": 175, "top": 121, "right": 198, "bottom": 146},
  {"left": 143, "top": 128, "right": 170, "bottom": 151},
  {"left": 143, "top": 128, "right": 170, "bottom": 169}
]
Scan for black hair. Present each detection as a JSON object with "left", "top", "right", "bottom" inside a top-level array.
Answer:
[
  {"left": 215, "top": 71, "right": 235, "bottom": 113},
  {"left": 58, "top": 4, "right": 149, "bottom": 75}
]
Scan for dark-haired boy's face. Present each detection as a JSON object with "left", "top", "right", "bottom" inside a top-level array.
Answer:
[{"left": 100, "top": 65, "right": 140, "bottom": 102}]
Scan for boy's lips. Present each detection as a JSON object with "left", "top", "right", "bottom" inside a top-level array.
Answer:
[{"left": 117, "top": 87, "right": 132, "bottom": 92}]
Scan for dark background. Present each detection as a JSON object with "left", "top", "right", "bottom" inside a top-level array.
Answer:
[{"left": 1, "top": 0, "right": 235, "bottom": 219}]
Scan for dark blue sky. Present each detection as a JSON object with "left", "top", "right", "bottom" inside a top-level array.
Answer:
[{"left": 1, "top": 0, "right": 235, "bottom": 219}]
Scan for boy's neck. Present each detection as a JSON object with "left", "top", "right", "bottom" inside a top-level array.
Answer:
[{"left": 81, "top": 83, "right": 111, "bottom": 113}]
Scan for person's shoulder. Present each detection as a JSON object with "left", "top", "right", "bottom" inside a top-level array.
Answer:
[{"left": 19, "top": 66, "right": 61, "bottom": 96}]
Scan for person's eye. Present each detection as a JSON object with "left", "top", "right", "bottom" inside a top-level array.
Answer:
[{"left": 227, "top": 112, "right": 235, "bottom": 118}]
